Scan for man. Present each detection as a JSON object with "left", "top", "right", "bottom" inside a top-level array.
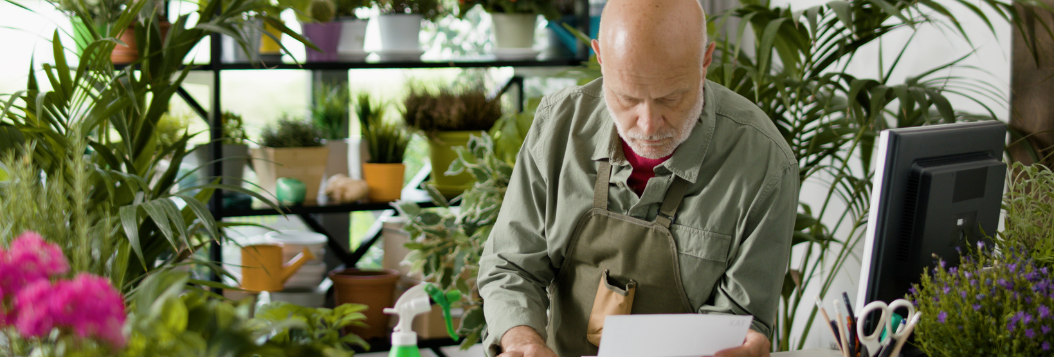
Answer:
[{"left": 476, "top": 0, "right": 798, "bottom": 356}]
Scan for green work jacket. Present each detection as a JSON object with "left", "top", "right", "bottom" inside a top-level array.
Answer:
[{"left": 477, "top": 77, "right": 799, "bottom": 355}]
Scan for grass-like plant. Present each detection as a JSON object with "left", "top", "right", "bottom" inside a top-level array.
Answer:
[
  {"left": 998, "top": 162, "right": 1054, "bottom": 267},
  {"left": 0, "top": 138, "right": 120, "bottom": 282},
  {"left": 311, "top": 84, "right": 350, "bottom": 140},
  {"left": 357, "top": 93, "right": 411, "bottom": 164},
  {"left": 0, "top": 0, "right": 294, "bottom": 293},
  {"left": 402, "top": 86, "right": 502, "bottom": 140},
  {"left": 704, "top": 0, "right": 1054, "bottom": 349},
  {"left": 260, "top": 117, "right": 325, "bottom": 148}
]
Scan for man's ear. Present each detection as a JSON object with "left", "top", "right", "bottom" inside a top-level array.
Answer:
[
  {"left": 592, "top": 39, "right": 603, "bottom": 65},
  {"left": 701, "top": 41, "right": 716, "bottom": 70}
]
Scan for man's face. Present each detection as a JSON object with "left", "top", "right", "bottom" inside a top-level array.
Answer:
[{"left": 596, "top": 41, "right": 716, "bottom": 159}]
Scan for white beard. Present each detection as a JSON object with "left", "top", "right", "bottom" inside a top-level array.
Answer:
[{"left": 609, "top": 84, "right": 705, "bottom": 159}]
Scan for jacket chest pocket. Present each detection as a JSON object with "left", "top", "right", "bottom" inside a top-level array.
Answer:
[{"left": 670, "top": 224, "right": 732, "bottom": 310}]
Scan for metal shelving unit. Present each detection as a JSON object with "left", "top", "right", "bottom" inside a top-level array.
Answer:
[{"left": 174, "top": 7, "right": 590, "bottom": 353}]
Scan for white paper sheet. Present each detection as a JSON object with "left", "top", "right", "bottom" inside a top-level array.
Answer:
[{"left": 593, "top": 314, "right": 753, "bottom": 357}]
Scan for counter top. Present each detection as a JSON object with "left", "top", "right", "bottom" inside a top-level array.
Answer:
[{"left": 772, "top": 349, "right": 842, "bottom": 357}]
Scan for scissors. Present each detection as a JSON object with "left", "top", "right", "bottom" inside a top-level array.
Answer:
[{"left": 856, "top": 299, "right": 923, "bottom": 357}]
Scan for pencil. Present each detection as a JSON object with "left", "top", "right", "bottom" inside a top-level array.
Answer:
[
  {"left": 834, "top": 303, "right": 851, "bottom": 357},
  {"left": 816, "top": 296, "right": 842, "bottom": 353}
]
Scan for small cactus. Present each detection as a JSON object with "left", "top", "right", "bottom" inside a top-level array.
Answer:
[{"left": 308, "top": 0, "right": 337, "bottom": 23}]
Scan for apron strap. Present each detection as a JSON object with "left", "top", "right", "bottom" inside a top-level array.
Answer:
[
  {"left": 654, "top": 177, "right": 690, "bottom": 228},
  {"left": 593, "top": 160, "right": 612, "bottom": 209}
]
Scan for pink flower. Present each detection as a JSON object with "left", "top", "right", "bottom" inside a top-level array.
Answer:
[
  {"left": 0, "top": 232, "right": 69, "bottom": 295},
  {"left": 12, "top": 280, "right": 57, "bottom": 338},
  {"left": 13, "top": 274, "right": 126, "bottom": 348}
]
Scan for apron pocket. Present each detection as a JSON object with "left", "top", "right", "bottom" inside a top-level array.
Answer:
[
  {"left": 586, "top": 268, "right": 636, "bottom": 346},
  {"left": 671, "top": 224, "right": 733, "bottom": 309}
]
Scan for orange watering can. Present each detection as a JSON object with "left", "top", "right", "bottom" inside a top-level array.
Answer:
[{"left": 241, "top": 244, "right": 316, "bottom": 292}]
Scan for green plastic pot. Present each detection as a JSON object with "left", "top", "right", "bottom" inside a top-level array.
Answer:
[{"left": 428, "top": 130, "right": 483, "bottom": 198}]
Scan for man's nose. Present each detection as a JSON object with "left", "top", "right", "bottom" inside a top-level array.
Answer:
[{"left": 636, "top": 101, "right": 663, "bottom": 136}]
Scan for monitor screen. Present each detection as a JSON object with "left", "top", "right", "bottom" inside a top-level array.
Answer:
[{"left": 856, "top": 121, "right": 1006, "bottom": 314}]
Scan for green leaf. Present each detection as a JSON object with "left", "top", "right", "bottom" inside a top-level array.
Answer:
[
  {"left": 827, "top": 1, "right": 854, "bottom": 31},
  {"left": 460, "top": 306, "right": 485, "bottom": 332},
  {"left": 119, "top": 205, "right": 146, "bottom": 269}
]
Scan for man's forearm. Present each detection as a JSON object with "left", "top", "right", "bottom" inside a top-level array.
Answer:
[{"left": 501, "top": 325, "right": 547, "bottom": 349}]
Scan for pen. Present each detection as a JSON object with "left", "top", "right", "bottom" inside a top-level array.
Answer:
[
  {"left": 816, "top": 296, "right": 842, "bottom": 352},
  {"left": 842, "top": 292, "right": 859, "bottom": 354},
  {"left": 833, "top": 303, "right": 851, "bottom": 357}
]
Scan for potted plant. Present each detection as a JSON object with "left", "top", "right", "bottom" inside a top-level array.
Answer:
[
  {"left": 357, "top": 93, "right": 412, "bottom": 202},
  {"left": 402, "top": 86, "right": 501, "bottom": 198},
  {"left": 252, "top": 116, "right": 330, "bottom": 204},
  {"left": 394, "top": 132, "right": 524, "bottom": 347},
  {"left": 311, "top": 84, "right": 355, "bottom": 185},
  {"left": 375, "top": 0, "right": 446, "bottom": 59},
  {"left": 335, "top": 0, "right": 372, "bottom": 60},
  {"left": 46, "top": 0, "right": 126, "bottom": 55},
  {"left": 220, "top": 13, "right": 264, "bottom": 63},
  {"left": 457, "top": 0, "right": 560, "bottom": 52},
  {"left": 188, "top": 111, "right": 252, "bottom": 188},
  {"left": 300, "top": 0, "right": 343, "bottom": 61}
]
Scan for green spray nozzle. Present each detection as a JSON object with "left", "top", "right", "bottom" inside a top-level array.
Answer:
[{"left": 424, "top": 284, "right": 462, "bottom": 341}]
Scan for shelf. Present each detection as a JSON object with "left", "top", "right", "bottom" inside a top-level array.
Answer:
[
  {"left": 222, "top": 188, "right": 438, "bottom": 217},
  {"left": 215, "top": 56, "right": 585, "bottom": 70}
]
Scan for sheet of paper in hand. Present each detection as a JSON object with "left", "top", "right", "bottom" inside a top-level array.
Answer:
[{"left": 592, "top": 314, "right": 753, "bottom": 357}]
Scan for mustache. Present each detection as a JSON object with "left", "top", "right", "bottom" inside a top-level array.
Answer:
[{"left": 625, "top": 129, "right": 675, "bottom": 141}]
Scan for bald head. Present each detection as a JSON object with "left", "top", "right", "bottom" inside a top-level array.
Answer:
[
  {"left": 592, "top": 0, "right": 716, "bottom": 159},
  {"left": 597, "top": 0, "right": 708, "bottom": 68}
]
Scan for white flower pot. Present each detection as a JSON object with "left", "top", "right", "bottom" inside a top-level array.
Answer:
[
  {"left": 325, "top": 139, "right": 350, "bottom": 179},
  {"left": 491, "top": 13, "right": 537, "bottom": 49},
  {"left": 221, "top": 19, "right": 263, "bottom": 63},
  {"left": 189, "top": 143, "right": 249, "bottom": 187},
  {"left": 337, "top": 18, "right": 369, "bottom": 60},
  {"left": 377, "top": 14, "right": 423, "bottom": 51}
]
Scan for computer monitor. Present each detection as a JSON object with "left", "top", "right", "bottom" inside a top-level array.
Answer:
[{"left": 856, "top": 121, "right": 1007, "bottom": 315}]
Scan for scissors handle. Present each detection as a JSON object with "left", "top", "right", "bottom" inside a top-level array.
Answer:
[
  {"left": 857, "top": 301, "right": 891, "bottom": 343},
  {"left": 887, "top": 312, "right": 922, "bottom": 357},
  {"left": 886, "top": 299, "right": 916, "bottom": 336}
]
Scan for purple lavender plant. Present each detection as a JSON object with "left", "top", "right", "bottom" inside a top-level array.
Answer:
[{"left": 910, "top": 244, "right": 1054, "bottom": 356}]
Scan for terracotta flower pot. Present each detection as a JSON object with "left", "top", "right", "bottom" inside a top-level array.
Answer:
[
  {"left": 111, "top": 21, "right": 171, "bottom": 65},
  {"left": 329, "top": 268, "right": 400, "bottom": 340},
  {"left": 362, "top": 163, "right": 405, "bottom": 202}
]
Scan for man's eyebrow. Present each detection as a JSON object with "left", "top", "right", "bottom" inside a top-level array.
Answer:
[{"left": 661, "top": 89, "right": 689, "bottom": 98}]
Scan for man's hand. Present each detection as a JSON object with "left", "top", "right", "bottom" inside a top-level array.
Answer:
[
  {"left": 713, "top": 329, "right": 771, "bottom": 357},
  {"left": 498, "top": 325, "right": 558, "bottom": 357}
]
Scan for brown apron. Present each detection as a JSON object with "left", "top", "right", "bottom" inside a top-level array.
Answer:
[{"left": 547, "top": 160, "right": 694, "bottom": 357}]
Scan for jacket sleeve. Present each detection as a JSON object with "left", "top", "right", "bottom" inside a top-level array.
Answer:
[
  {"left": 477, "top": 99, "right": 556, "bottom": 357},
  {"left": 697, "top": 162, "right": 798, "bottom": 337}
]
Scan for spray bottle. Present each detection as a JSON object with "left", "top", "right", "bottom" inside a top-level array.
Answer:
[{"left": 383, "top": 283, "right": 462, "bottom": 357}]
